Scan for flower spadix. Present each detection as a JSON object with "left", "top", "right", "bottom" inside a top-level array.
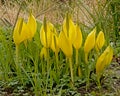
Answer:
[
  {"left": 40, "top": 19, "right": 53, "bottom": 48},
  {"left": 59, "top": 31, "right": 73, "bottom": 58},
  {"left": 63, "top": 13, "right": 76, "bottom": 43},
  {"left": 84, "top": 28, "right": 96, "bottom": 63},
  {"left": 95, "top": 31, "right": 105, "bottom": 52},
  {"left": 96, "top": 46, "right": 113, "bottom": 78},
  {"left": 73, "top": 24, "right": 82, "bottom": 50}
]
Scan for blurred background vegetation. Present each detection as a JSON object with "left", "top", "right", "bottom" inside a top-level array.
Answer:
[{"left": 0, "top": 0, "right": 120, "bottom": 57}]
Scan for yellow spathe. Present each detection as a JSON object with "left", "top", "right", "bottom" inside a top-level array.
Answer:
[
  {"left": 40, "top": 22, "right": 53, "bottom": 48},
  {"left": 96, "top": 46, "right": 113, "bottom": 77},
  {"left": 13, "top": 18, "right": 29, "bottom": 46},
  {"left": 50, "top": 29, "right": 59, "bottom": 53},
  {"left": 95, "top": 31, "right": 105, "bottom": 52},
  {"left": 73, "top": 24, "right": 82, "bottom": 50},
  {"left": 63, "top": 14, "right": 76, "bottom": 44},
  {"left": 84, "top": 28, "right": 96, "bottom": 54},
  {"left": 59, "top": 31, "right": 73, "bottom": 58},
  {"left": 13, "top": 13, "right": 37, "bottom": 46},
  {"left": 27, "top": 13, "right": 37, "bottom": 40}
]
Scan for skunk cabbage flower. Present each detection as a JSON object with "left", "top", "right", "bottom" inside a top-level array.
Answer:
[
  {"left": 59, "top": 30, "right": 74, "bottom": 83},
  {"left": 40, "top": 22, "right": 53, "bottom": 48},
  {"left": 73, "top": 24, "right": 83, "bottom": 76},
  {"left": 60, "top": 14, "right": 74, "bottom": 82},
  {"left": 96, "top": 46, "right": 113, "bottom": 78},
  {"left": 13, "top": 18, "right": 29, "bottom": 46},
  {"left": 84, "top": 28, "right": 96, "bottom": 63},
  {"left": 59, "top": 31, "right": 73, "bottom": 58},
  {"left": 13, "top": 13, "right": 37, "bottom": 46},
  {"left": 84, "top": 28, "right": 96, "bottom": 53},
  {"left": 50, "top": 29, "right": 59, "bottom": 53},
  {"left": 13, "top": 18, "right": 23, "bottom": 46},
  {"left": 27, "top": 13, "right": 37, "bottom": 40},
  {"left": 73, "top": 24, "right": 82, "bottom": 50},
  {"left": 63, "top": 14, "right": 76, "bottom": 44},
  {"left": 40, "top": 47, "right": 47, "bottom": 60},
  {"left": 95, "top": 31, "right": 105, "bottom": 52}
]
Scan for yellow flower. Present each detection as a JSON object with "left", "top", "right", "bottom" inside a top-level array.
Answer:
[
  {"left": 13, "top": 18, "right": 29, "bottom": 46},
  {"left": 40, "top": 22, "right": 53, "bottom": 48},
  {"left": 103, "top": 46, "right": 113, "bottom": 67},
  {"left": 40, "top": 47, "right": 47, "bottom": 60},
  {"left": 27, "top": 13, "right": 37, "bottom": 40},
  {"left": 63, "top": 14, "right": 76, "bottom": 43},
  {"left": 73, "top": 24, "right": 83, "bottom": 76},
  {"left": 96, "top": 46, "right": 113, "bottom": 78},
  {"left": 59, "top": 31, "right": 73, "bottom": 58},
  {"left": 60, "top": 14, "right": 74, "bottom": 83},
  {"left": 50, "top": 29, "right": 59, "bottom": 53},
  {"left": 84, "top": 28, "right": 96, "bottom": 63},
  {"left": 84, "top": 28, "right": 96, "bottom": 53},
  {"left": 95, "top": 31, "right": 105, "bottom": 52},
  {"left": 13, "top": 13, "right": 37, "bottom": 46},
  {"left": 73, "top": 24, "right": 82, "bottom": 50}
]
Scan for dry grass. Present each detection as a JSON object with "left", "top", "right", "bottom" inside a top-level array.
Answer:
[{"left": 0, "top": 0, "right": 106, "bottom": 27}]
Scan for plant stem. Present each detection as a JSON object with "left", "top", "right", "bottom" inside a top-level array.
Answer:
[
  {"left": 97, "top": 75, "right": 101, "bottom": 89},
  {"left": 15, "top": 45, "right": 22, "bottom": 83},
  {"left": 86, "top": 64, "right": 90, "bottom": 91},
  {"left": 47, "top": 48, "right": 50, "bottom": 72},
  {"left": 85, "top": 53, "right": 88, "bottom": 64},
  {"left": 85, "top": 53, "right": 90, "bottom": 91},
  {"left": 16, "top": 45, "right": 19, "bottom": 65},
  {"left": 69, "top": 57, "right": 74, "bottom": 84},
  {"left": 45, "top": 47, "right": 50, "bottom": 95},
  {"left": 65, "top": 57, "right": 69, "bottom": 74},
  {"left": 55, "top": 52, "right": 59, "bottom": 71},
  {"left": 34, "top": 59, "right": 38, "bottom": 96},
  {"left": 76, "top": 49, "right": 78, "bottom": 65},
  {"left": 76, "top": 49, "right": 82, "bottom": 76}
]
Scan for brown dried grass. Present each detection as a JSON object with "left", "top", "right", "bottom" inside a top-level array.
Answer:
[{"left": 0, "top": 0, "right": 106, "bottom": 27}]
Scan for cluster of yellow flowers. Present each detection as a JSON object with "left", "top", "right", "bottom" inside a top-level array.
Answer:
[
  {"left": 13, "top": 13, "right": 113, "bottom": 84},
  {"left": 13, "top": 13, "right": 37, "bottom": 47}
]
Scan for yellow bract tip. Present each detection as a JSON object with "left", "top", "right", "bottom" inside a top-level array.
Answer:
[
  {"left": 95, "top": 31, "right": 105, "bottom": 52},
  {"left": 84, "top": 28, "right": 96, "bottom": 53}
]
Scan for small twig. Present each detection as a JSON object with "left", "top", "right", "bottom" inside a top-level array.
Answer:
[
  {"left": 0, "top": 17, "right": 12, "bottom": 27},
  {"left": 0, "top": 18, "right": 8, "bottom": 26},
  {"left": 4, "top": 18, "right": 13, "bottom": 26}
]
